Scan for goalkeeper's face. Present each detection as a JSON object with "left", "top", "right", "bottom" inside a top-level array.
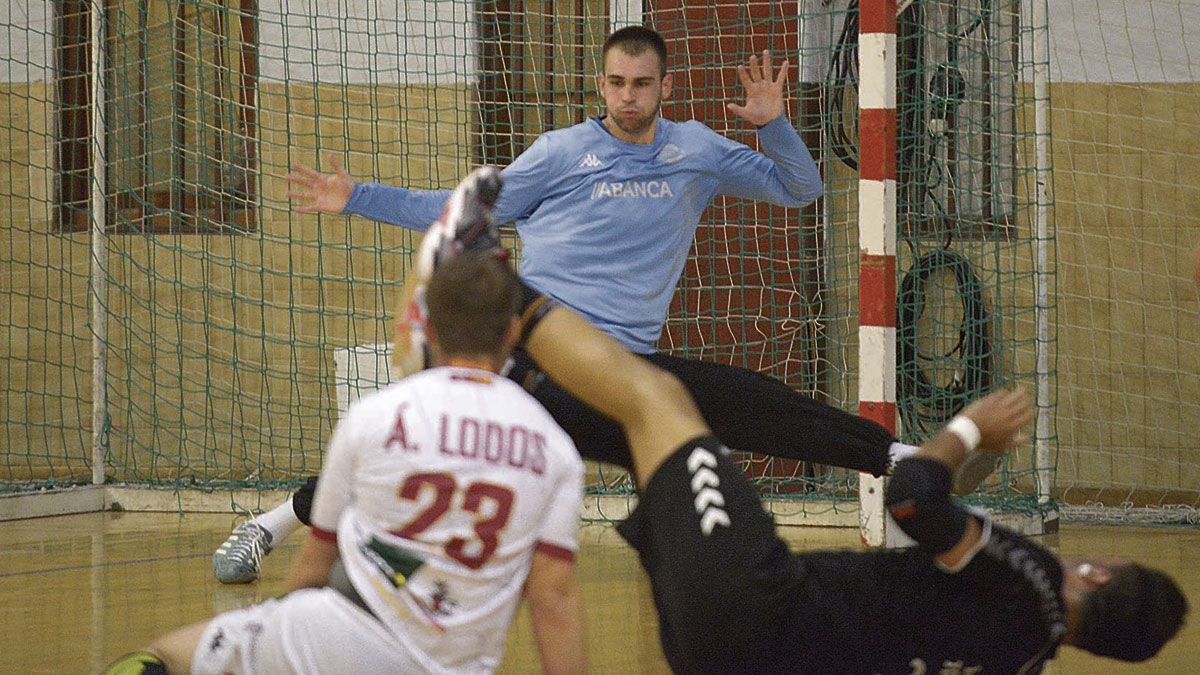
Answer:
[{"left": 599, "top": 48, "right": 672, "bottom": 142}]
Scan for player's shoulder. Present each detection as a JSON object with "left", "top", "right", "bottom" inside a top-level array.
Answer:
[
  {"left": 537, "top": 118, "right": 608, "bottom": 150},
  {"left": 663, "top": 118, "right": 739, "bottom": 153},
  {"left": 405, "top": 365, "right": 510, "bottom": 396},
  {"left": 670, "top": 118, "right": 722, "bottom": 138},
  {"left": 495, "top": 379, "right": 584, "bottom": 473},
  {"left": 439, "top": 369, "right": 585, "bottom": 478},
  {"left": 341, "top": 376, "right": 419, "bottom": 419},
  {"left": 671, "top": 118, "right": 717, "bottom": 133},
  {"left": 411, "top": 367, "right": 548, "bottom": 417},
  {"left": 347, "top": 365, "right": 472, "bottom": 407},
  {"left": 508, "top": 119, "right": 604, "bottom": 176}
]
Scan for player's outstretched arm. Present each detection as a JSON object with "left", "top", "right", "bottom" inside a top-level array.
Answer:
[
  {"left": 285, "top": 152, "right": 356, "bottom": 215},
  {"left": 522, "top": 306, "right": 709, "bottom": 487},
  {"left": 886, "top": 388, "right": 1033, "bottom": 569},
  {"left": 726, "top": 50, "right": 788, "bottom": 127},
  {"left": 524, "top": 551, "right": 587, "bottom": 675}
]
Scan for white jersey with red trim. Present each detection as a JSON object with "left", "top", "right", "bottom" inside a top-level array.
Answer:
[{"left": 309, "top": 365, "right": 584, "bottom": 674}]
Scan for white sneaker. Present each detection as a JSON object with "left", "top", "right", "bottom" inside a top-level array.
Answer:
[
  {"left": 213, "top": 522, "right": 274, "bottom": 584},
  {"left": 398, "top": 166, "right": 507, "bottom": 375},
  {"left": 417, "top": 165, "right": 506, "bottom": 279}
]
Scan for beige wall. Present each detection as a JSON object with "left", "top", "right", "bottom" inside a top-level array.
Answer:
[
  {"left": 1, "top": 82, "right": 468, "bottom": 484},
  {"left": 1, "top": 82, "right": 93, "bottom": 481},
  {"left": 100, "top": 82, "right": 470, "bottom": 483},
  {"left": 1050, "top": 82, "right": 1200, "bottom": 503}
]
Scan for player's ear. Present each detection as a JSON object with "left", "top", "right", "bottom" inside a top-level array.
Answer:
[
  {"left": 503, "top": 315, "right": 521, "bottom": 353},
  {"left": 1075, "top": 560, "right": 1113, "bottom": 588},
  {"left": 424, "top": 321, "right": 441, "bottom": 355},
  {"left": 1085, "top": 564, "right": 1113, "bottom": 587},
  {"left": 661, "top": 72, "right": 673, "bottom": 100}
]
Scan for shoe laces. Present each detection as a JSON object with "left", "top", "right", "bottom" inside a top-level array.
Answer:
[{"left": 225, "top": 524, "right": 270, "bottom": 565}]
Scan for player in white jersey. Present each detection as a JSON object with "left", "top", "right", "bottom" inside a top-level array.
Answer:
[
  {"left": 105, "top": 247, "right": 587, "bottom": 673},
  {"left": 306, "top": 365, "right": 583, "bottom": 672}
]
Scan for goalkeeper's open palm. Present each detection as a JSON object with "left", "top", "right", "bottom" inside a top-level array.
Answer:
[
  {"left": 286, "top": 153, "right": 355, "bottom": 214},
  {"left": 726, "top": 50, "right": 789, "bottom": 127}
]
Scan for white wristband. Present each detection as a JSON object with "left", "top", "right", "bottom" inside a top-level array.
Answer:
[{"left": 945, "top": 415, "right": 982, "bottom": 452}]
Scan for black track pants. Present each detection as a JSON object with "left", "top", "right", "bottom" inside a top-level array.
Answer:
[{"left": 507, "top": 348, "right": 895, "bottom": 475}]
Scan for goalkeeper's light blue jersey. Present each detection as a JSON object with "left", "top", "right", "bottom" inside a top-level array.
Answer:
[{"left": 344, "top": 114, "right": 823, "bottom": 353}]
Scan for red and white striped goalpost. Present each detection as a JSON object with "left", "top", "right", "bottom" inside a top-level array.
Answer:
[{"left": 856, "top": 0, "right": 898, "bottom": 547}]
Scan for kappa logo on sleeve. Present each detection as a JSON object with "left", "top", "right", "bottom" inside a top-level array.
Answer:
[{"left": 686, "top": 446, "right": 731, "bottom": 536}]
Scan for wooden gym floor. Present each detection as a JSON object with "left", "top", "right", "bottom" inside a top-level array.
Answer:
[{"left": 2, "top": 512, "right": 1196, "bottom": 673}]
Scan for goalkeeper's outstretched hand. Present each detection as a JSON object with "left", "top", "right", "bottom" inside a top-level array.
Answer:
[{"left": 286, "top": 152, "right": 355, "bottom": 215}]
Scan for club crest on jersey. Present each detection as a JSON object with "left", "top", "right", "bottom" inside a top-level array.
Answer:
[
  {"left": 579, "top": 153, "right": 602, "bottom": 168},
  {"left": 590, "top": 179, "right": 674, "bottom": 200},
  {"left": 686, "top": 446, "right": 731, "bottom": 536},
  {"left": 429, "top": 581, "right": 459, "bottom": 616},
  {"left": 657, "top": 143, "right": 685, "bottom": 165}
]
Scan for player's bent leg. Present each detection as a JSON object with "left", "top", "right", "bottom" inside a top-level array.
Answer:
[
  {"left": 621, "top": 366, "right": 708, "bottom": 487},
  {"left": 616, "top": 435, "right": 798, "bottom": 674},
  {"left": 213, "top": 476, "right": 317, "bottom": 584},
  {"left": 212, "top": 520, "right": 274, "bottom": 584},
  {"left": 104, "top": 620, "right": 208, "bottom": 674},
  {"left": 189, "top": 588, "right": 421, "bottom": 674},
  {"left": 148, "top": 620, "right": 212, "bottom": 674},
  {"left": 290, "top": 474, "right": 319, "bottom": 525},
  {"left": 522, "top": 305, "right": 706, "bottom": 487},
  {"left": 507, "top": 348, "right": 636, "bottom": 470}
]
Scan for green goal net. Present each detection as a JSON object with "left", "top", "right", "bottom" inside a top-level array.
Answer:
[{"left": 10, "top": 1, "right": 1189, "bottom": 528}]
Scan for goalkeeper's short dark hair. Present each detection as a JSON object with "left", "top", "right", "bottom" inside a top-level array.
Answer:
[
  {"left": 603, "top": 26, "right": 668, "bottom": 76},
  {"left": 1073, "top": 562, "right": 1188, "bottom": 662},
  {"left": 425, "top": 253, "right": 520, "bottom": 360}
]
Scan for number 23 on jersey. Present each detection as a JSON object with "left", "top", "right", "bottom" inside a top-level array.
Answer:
[{"left": 391, "top": 472, "right": 515, "bottom": 570}]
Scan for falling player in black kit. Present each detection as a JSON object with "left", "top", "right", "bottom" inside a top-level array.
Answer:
[
  {"left": 518, "top": 292, "right": 1187, "bottom": 673},
  {"left": 448, "top": 176, "right": 1186, "bottom": 670}
]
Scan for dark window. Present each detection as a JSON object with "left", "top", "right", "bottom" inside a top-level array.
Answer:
[{"left": 55, "top": 1, "right": 259, "bottom": 234}]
